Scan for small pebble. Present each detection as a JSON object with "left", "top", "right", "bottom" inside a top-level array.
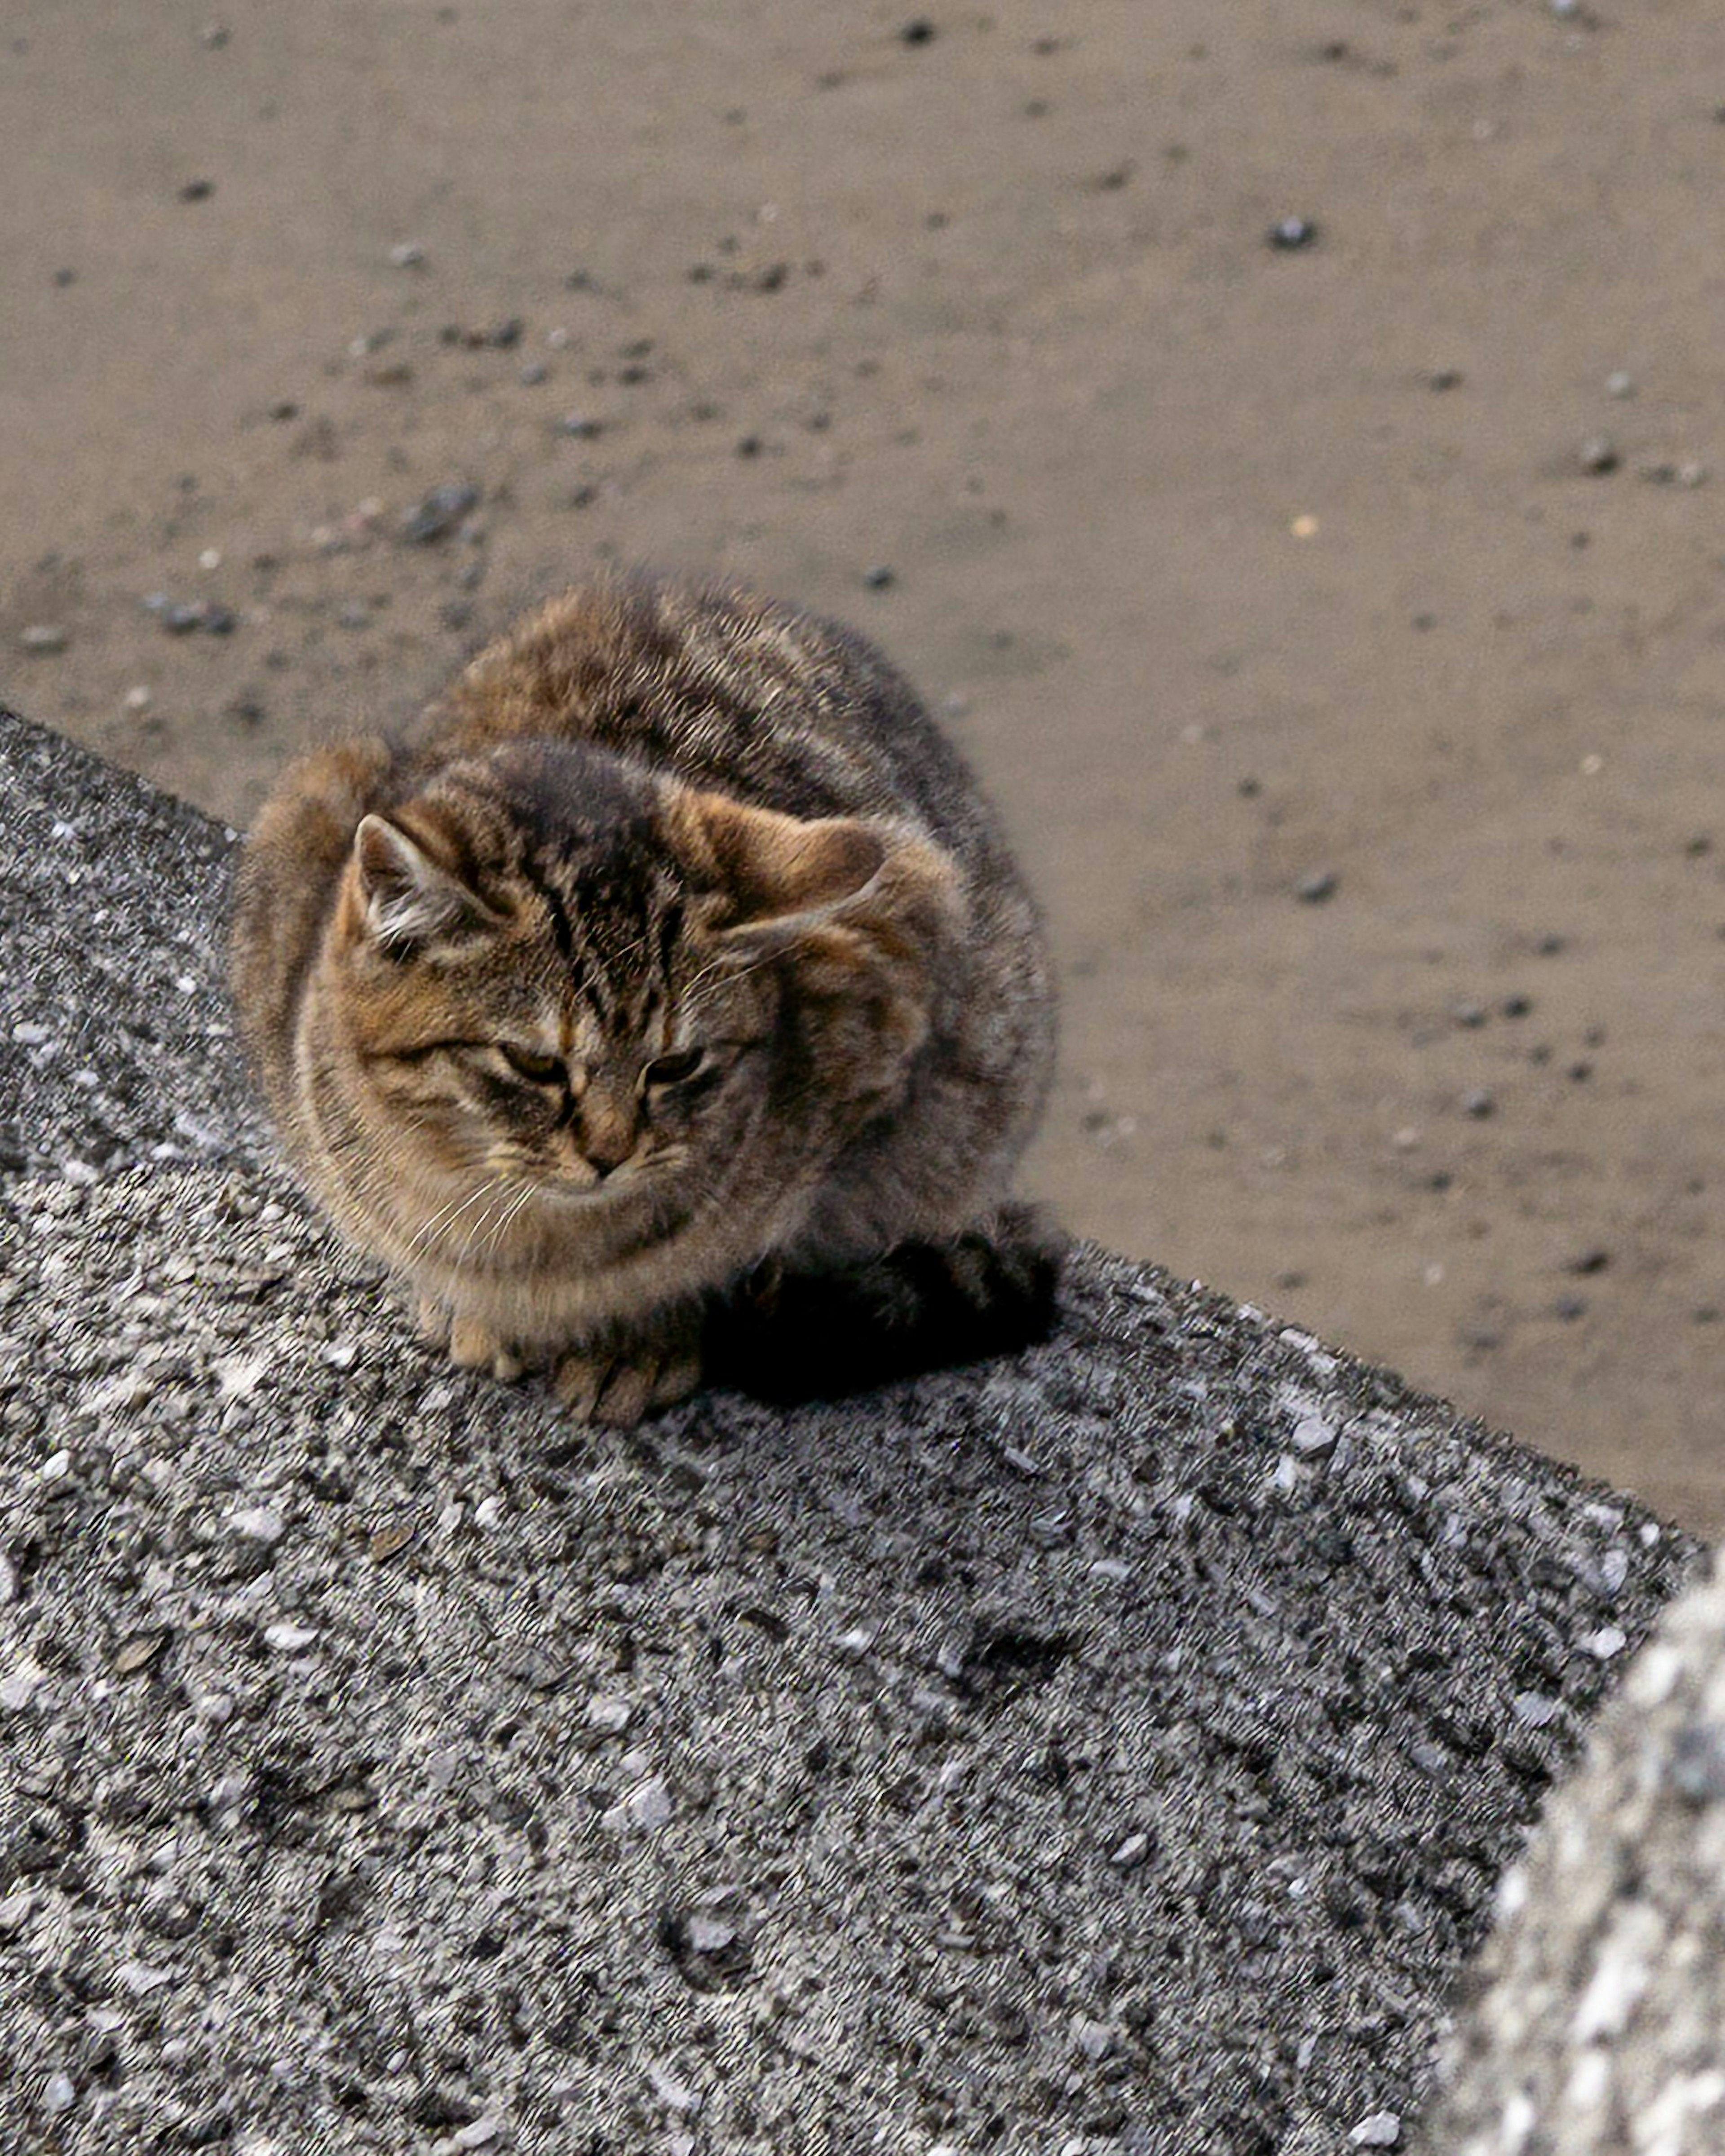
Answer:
[
  {"left": 1451, "top": 1000, "right": 1487, "bottom": 1028},
  {"left": 178, "top": 177, "right": 215, "bottom": 202},
  {"left": 43, "top": 2073, "right": 76, "bottom": 2116},
  {"left": 230, "top": 1504, "right": 286, "bottom": 1544},
  {"left": 368, "top": 1519, "right": 417, "bottom": 1562},
  {"left": 1349, "top": 2115, "right": 1401, "bottom": 2150},
  {"left": 0, "top": 1665, "right": 40, "bottom": 1711},
  {"left": 519, "top": 361, "right": 548, "bottom": 385},
  {"left": 1290, "top": 1413, "right": 1337, "bottom": 1455},
  {"left": 1295, "top": 870, "right": 1338, "bottom": 904},
  {"left": 1578, "top": 436, "right": 1619, "bottom": 475},
  {"left": 388, "top": 242, "right": 426, "bottom": 269},
  {"left": 1460, "top": 1088, "right": 1495, "bottom": 1118},
  {"left": 1512, "top": 1692, "right": 1559, "bottom": 1728},
  {"left": 1580, "top": 1626, "right": 1627, "bottom": 1660},
  {"left": 112, "top": 1634, "right": 167, "bottom": 1676},
  {"left": 1268, "top": 216, "right": 1318, "bottom": 251},
  {"left": 262, "top": 1621, "right": 318, "bottom": 1654},
  {"left": 399, "top": 482, "right": 481, "bottom": 544},
  {"left": 557, "top": 412, "right": 603, "bottom": 438},
  {"left": 646, "top": 2062, "right": 701, "bottom": 2114},
  {"left": 863, "top": 565, "right": 896, "bottom": 590},
  {"left": 1072, "top": 2017, "right": 1113, "bottom": 2061},
  {"left": 1605, "top": 369, "right": 1636, "bottom": 398},
  {"left": 899, "top": 17, "right": 937, "bottom": 43},
  {"left": 602, "top": 1775, "right": 674, "bottom": 1832},
  {"left": 20, "top": 624, "right": 69, "bottom": 654}
]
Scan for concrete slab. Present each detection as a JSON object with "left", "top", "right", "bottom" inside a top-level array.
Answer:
[{"left": 0, "top": 708, "right": 1704, "bottom": 2153}]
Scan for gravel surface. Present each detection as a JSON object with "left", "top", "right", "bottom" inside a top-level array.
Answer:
[
  {"left": 0, "top": 1167, "right": 1700, "bottom": 2154},
  {"left": 0, "top": 705, "right": 1706, "bottom": 2151},
  {"left": 0, "top": 708, "right": 259, "bottom": 1187}
]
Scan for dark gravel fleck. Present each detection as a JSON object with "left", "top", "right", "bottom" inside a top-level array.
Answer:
[{"left": 398, "top": 482, "right": 481, "bottom": 544}]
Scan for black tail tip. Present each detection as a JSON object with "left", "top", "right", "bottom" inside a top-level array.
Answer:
[{"left": 705, "top": 1204, "right": 1067, "bottom": 1407}]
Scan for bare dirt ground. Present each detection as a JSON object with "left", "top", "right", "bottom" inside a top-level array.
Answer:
[{"left": 2, "top": 1, "right": 1720, "bottom": 1528}]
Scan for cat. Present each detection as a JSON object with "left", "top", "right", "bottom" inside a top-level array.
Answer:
[{"left": 230, "top": 573, "right": 1058, "bottom": 1425}]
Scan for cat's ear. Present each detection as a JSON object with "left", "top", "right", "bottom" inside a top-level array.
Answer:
[
  {"left": 671, "top": 790, "right": 885, "bottom": 932},
  {"left": 351, "top": 814, "right": 500, "bottom": 954}
]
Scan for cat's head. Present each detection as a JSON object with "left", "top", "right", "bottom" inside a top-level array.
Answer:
[{"left": 320, "top": 742, "right": 948, "bottom": 1211}]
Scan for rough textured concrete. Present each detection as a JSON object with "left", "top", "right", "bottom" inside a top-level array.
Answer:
[
  {"left": 0, "top": 708, "right": 260, "bottom": 1186},
  {"left": 1419, "top": 1555, "right": 1725, "bottom": 2155},
  {"left": 0, "top": 707, "right": 1707, "bottom": 2152}
]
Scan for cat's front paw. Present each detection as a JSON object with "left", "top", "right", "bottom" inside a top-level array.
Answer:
[
  {"left": 554, "top": 1317, "right": 702, "bottom": 1427},
  {"left": 420, "top": 1299, "right": 525, "bottom": 1383}
]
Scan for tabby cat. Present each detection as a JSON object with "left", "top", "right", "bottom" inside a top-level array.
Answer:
[{"left": 230, "top": 574, "right": 1057, "bottom": 1424}]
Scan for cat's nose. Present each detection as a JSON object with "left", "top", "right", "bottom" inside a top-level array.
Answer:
[{"left": 581, "top": 1101, "right": 637, "bottom": 1176}]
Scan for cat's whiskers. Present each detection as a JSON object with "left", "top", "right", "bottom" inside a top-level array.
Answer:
[
  {"left": 443, "top": 1182, "right": 524, "bottom": 1279},
  {"left": 473, "top": 1179, "right": 539, "bottom": 1264},
  {"left": 401, "top": 1173, "right": 512, "bottom": 1261},
  {"left": 681, "top": 941, "right": 787, "bottom": 1016}
]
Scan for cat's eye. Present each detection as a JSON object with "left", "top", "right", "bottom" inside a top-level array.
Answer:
[
  {"left": 501, "top": 1045, "right": 563, "bottom": 1084},
  {"left": 643, "top": 1047, "right": 706, "bottom": 1088}
]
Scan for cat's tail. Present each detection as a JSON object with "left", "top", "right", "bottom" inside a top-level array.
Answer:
[{"left": 705, "top": 1202, "right": 1066, "bottom": 1405}]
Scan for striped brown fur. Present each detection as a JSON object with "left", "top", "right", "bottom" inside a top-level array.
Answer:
[{"left": 230, "top": 574, "right": 1057, "bottom": 1423}]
